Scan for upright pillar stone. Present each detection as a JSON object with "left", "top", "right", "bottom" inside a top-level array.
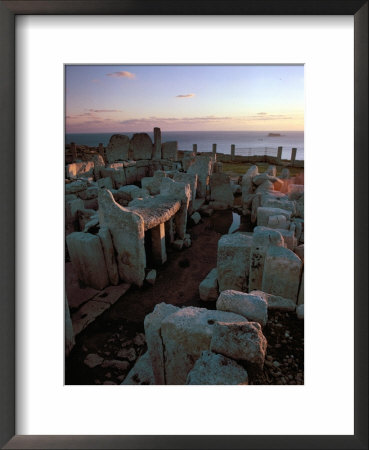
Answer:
[
  {"left": 212, "top": 143, "right": 217, "bottom": 156},
  {"left": 277, "top": 146, "right": 283, "bottom": 162},
  {"left": 193, "top": 144, "right": 197, "bottom": 155},
  {"left": 98, "top": 143, "right": 104, "bottom": 158},
  {"left": 291, "top": 148, "right": 297, "bottom": 166},
  {"left": 231, "top": 144, "right": 235, "bottom": 161},
  {"left": 151, "top": 223, "right": 167, "bottom": 264},
  {"left": 71, "top": 142, "right": 77, "bottom": 162},
  {"left": 153, "top": 127, "right": 162, "bottom": 160}
]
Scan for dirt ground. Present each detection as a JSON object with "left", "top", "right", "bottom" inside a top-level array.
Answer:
[{"left": 66, "top": 209, "right": 304, "bottom": 385}]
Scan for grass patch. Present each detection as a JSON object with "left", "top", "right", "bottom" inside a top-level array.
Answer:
[{"left": 221, "top": 162, "right": 304, "bottom": 179}]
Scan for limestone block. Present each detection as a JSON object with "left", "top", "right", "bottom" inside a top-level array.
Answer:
[
  {"left": 209, "top": 173, "right": 234, "bottom": 207},
  {"left": 131, "top": 133, "right": 153, "bottom": 160},
  {"left": 261, "top": 192, "right": 296, "bottom": 215},
  {"left": 65, "top": 194, "right": 77, "bottom": 202},
  {"left": 161, "top": 141, "right": 178, "bottom": 161},
  {"left": 262, "top": 245, "right": 303, "bottom": 302},
  {"left": 124, "top": 164, "right": 137, "bottom": 185},
  {"left": 107, "top": 162, "right": 124, "bottom": 169},
  {"left": 66, "top": 161, "right": 94, "bottom": 179},
  {"left": 242, "top": 165, "right": 258, "bottom": 208},
  {"left": 248, "top": 227, "right": 284, "bottom": 292},
  {"left": 217, "top": 233, "right": 253, "bottom": 292},
  {"left": 66, "top": 232, "right": 109, "bottom": 290},
  {"left": 173, "top": 172, "right": 198, "bottom": 214},
  {"left": 78, "top": 186, "right": 98, "bottom": 200},
  {"left": 257, "top": 207, "right": 291, "bottom": 227},
  {"left": 216, "top": 290, "right": 268, "bottom": 327},
  {"left": 288, "top": 184, "right": 304, "bottom": 201},
  {"left": 144, "top": 303, "right": 180, "bottom": 384},
  {"left": 280, "top": 168, "right": 290, "bottom": 179},
  {"left": 97, "top": 177, "right": 113, "bottom": 190},
  {"left": 188, "top": 155, "right": 214, "bottom": 198},
  {"left": 122, "top": 351, "right": 155, "bottom": 385},
  {"left": 151, "top": 223, "right": 167, "bottom": 264},
  {"left": 296, "top": 304, "right": 304, "bottom": 319},
  {"left": 231, "top": 183, "right": 242, "bottom": 195},
  {"left": 83, "top": 198, "right": 98, "bottom": 211},
  {"left": 267, "top": 214, "right": 288, "bottom": 230},
  {"left": 294, "top": 244, "right": 304, "bottom": 262},
  {"left": 250, "top": 290, "right": 296, "bottom": 311},
  {"left": 153, "top": 127, "right": 162, "bottom": 160},
  {"left": 160, "top": 307, "right": 247, "bottom": 384},
  {"left": 76, "top": 208, "right": 96, "bottom": 230},
  {"left": 295, "top": 194, "right": 304, "bottom": 218},
  {"left": 137, "top": 165, "right": 149, "bottom": 181},
  {"left": 146, "top": 269, "right": 157, "bottom": 285},
  {"left": 66, "top": 197, "right": 84, "bottom": 224},
  {"left": 116, "top": 185, "right": 141, "bottom": 202},
  {"left": 266, "top": 165, "right": 277, "bottom": 176},
  {"left": 210, "top": 321, "right": 267, "bottom": 366},
  {"left": 173, "top": 239, "right": 184, "bottom": 250},
  {"left": 186, "top": 351, "right": 249, "bottom": 385},
  {"left": 92, "top": 154, "right": 105, "bottom": 180},
  {"left": 191, "top": 212, "right": 201, "bottom": 224},
  {"left": 254, "top": 226, "right": 296, "bottom": 251},
  {"left": 98, "top": 189, "right": 146, "bottom": 286},
  {"left": 65, "top": 180, "right": 88, "bottom": 195},
  {"left": 199, "top": 268, "right": 218, "bottom": 301},
  {"left": 106, "top": 134, "right": 130, "bottom": 163},
  {"left": 98, "top": 226, "right": 119, "bottom": 285}
]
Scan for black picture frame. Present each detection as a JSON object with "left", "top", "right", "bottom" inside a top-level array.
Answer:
[{"left": 0, "top": 1, "right": 367, "bottom": 449}]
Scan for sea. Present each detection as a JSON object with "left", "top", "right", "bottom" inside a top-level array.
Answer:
[{"left": 65, "top": 130, "right": 304, "bottom": 161}]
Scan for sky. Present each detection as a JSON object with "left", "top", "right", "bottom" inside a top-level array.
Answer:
[{"left": 65, "top": 65, "right": 304, "bottom": 133}]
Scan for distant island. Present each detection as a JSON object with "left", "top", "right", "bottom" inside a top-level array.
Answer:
[{"left": 267, "top": 132, "right": 283, "bottom": 137}]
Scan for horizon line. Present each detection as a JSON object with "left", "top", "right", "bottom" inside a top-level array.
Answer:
[{"left": 65, "top": 129, "right": 304, "bottom": 134}]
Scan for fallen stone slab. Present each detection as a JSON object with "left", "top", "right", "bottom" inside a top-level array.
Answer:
[
  {"left": 199, "top": 268, "right": 218, "bottom": 301},
  {"left": 216, "top": 289, "right": 268, "bottom": 327},
  {"left": 121, "top": 351, "right": 155, "bottom": 385},
  {"left": 250, "top": 290, "right": 296, "bottom": 311},
  {"left": 72, "top": 300, "right": 111, "bottom": 335},
  {"left": 84, "top": 353, "right": 104, "bottom": 369},
  {"left": 210, "top": 321, "right": 267, "bottom": 366},
  {"left": 186, "top": 350, "right": 249, "bottom": 385},
  {"left": 160, "top": 306, "right": 246, "bottom": 384},
  {"left": 257, "top": 207, "right": 291, "bottom": 227}
]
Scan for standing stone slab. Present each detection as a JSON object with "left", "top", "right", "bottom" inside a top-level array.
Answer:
[
  {"left": 66, "top": 232, "right": 109, "bottom": 290},
  {"left": 153, "top": 127, "right": 162, "bottom": 160},
  {"left": 161, "top": 307, "right": 247, "bottom": 384},
  {"left": 65, "top": 198, "right": 84, "bottom": 224},
  {"left": 161, "top": 141, "right": 178, "bottom": 161},
  {"left": 188, "top": 155, "right": 214, "bottom": 198},
  {"left": 97, "top": 177, "right": 114, "bottom": 190},
  {"left": 216, "top": 290, "right": 268, "bottom": 327},
  {"left": 262, "top": 245, "right": 302, "bottom": 302},
  {"left": 199, "top": 268, "right": 218, "bottom": 301},
  {"left": 151, "top": 223, "right": 167, "bottom": 265},
  {"left": 249, "top": 227, "right": 284, "bottom": 292},
  {"left": 130, "top": 133, "right": 153, "bottom": 160},
  {"left": 98, "top": 226, "right": 119, "bottom": 285},
  {"left": 106, "top": 134, "right": 130, "bottom": 163},
  {"left": 217, "top": 233, "right": 253, "bottom": 292},
  {"left": 210, "top": 321, "right": 267, "bottom": 366},
  {"left": 209, "top": 173, "right": 234, "bottom": 207},
  {"left": 242, "top": 165, "right": 258, "bottom": 209},
  {"left": 98, "top": 189, "right": 146, "bottom": 286},
  {"left": 173, "top": 172, "right": 198, "bottom": 214},
  {"left": 144, "top": 303, "right": 180, "bottom": 384},
  {"left": 124, "top": 163, "right": 137, "bottom": 185},
  {"left": 186, "top": 351, "right": 249, "bottom": 385},
  {"left": 257, "top": 207, "right": 291, "bottom": 227}
]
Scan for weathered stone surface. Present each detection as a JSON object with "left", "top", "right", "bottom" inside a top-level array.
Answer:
[
  {"left": 210, "top": 321, "right": 267, "bottom": 366},
  {"left": 173, "top": 239, "right": 184, "bottom": 250},
  {"left": 288, "top": 184, "right": 304, "bottom": 201},
  {"left": 97, "top": 177, "right": 113, "bottom": 190},
  {"left": 66, "top": 161, "right": 94, "bottom": 179},
  {"left": 106, "top": 134, "right": 130, "bottom": 163},
  {"left": 98, "top": 189, "right": 146, "bottom": 286},
  {"left": 188, "top": 155, "right": 213, "bottom": 198},
  {"left": 144, "top": 303, "right": 180, "bottom": 384},
  {"left": 66, "top": 232, "right": 109, "bottom": 290},
  {"left": 116, "top": 185, "right": 141, "bottom": 202},
  {"left": 217, "top": 233, "right": 253, "bottom": 292},
  {"left": 295, "top": 193, "right": 304, "bottom": 218},
  {"left": 152, "top": 127, "right": 162, "bottom": 160},
  {"left": 199, "top": 268, "right": 218, "bottom": 301},
  {"left": 125, "top": 163, "right": 137, "bottom": 184},
  {"left": 107, "top": 162, "right": 124, "bottom": 170},
  {"left": 92, "top": 154, "right": 105, "bottom": 180},
  {"left": 231, "top": 183, "right": 242, "bottom": 195},
  {"left": 121, "top": 351, "right": 155, "bottom": 385},
  {"left": 146, "top": 269, "right": 157, "bottom": 285},
  {"left": 266, "top": 165, "right": 277, "bottom": 176},
  {"left": 77, "top": 208, "right": 96, "bottom": 231},
  {"left": 280, "top": 168, "right": 290, "bottom": 179},
  {"left": 78, "top": 186, "right": 98, "bottom": 200},
  {"left": 216, "top": 290, "right": 268, "bottom": 326},
  {"left": 248, "top": 227, "right": 284, "bottom": 292},
  {"left": 160, "top": 177, "right": 190, "bottom": 239},
  {"left": 72, "top": 300, "right": 111, "bottom": 335},
  {"left": 267, "top": 214, "right": 288, "bottom": 229},
  {"left": 191, "top": 212, "right": 201, "bottom": 224},
  {"left": 65, "top": 295, "right": 75, "bottom": 356},
  {"left": 131, "top": 133, "right": 153, "bottom": 160},
  {"left": 209, "top": 173, "right": 234, "bottom": 207},
  {"left": 100, "top": 167, "right": 126, "bottom": 189},
  {"left": 151, "top": 223, "right": 167, "bottom": 264},
  {"left": 173, "top": 172, "right": 198, "bottom": 213},
  {"left": 257, "top": 207, "right": 291, "bottom": 227},
  {"left": 186, "top": 351, "right": 249, "bottom": 385},
  {"left": 98, "top": 226, "right": 119, "bottom": 285},
  {"left": 250, "top": 290, "right": 296, "bottom": 311},
  {"left": 161, "top": 307, "right": 247, "bottom": 384},
  {"left": 294, "top": 244, "right": 304, "bottom": 262},
  {"left": 296, "top": 304, "right": 304, "bottom": 319},
  {"left": 254, "top": 226, "right": 296, "bottom": 251},
  {"left": 66, "top": 198, "right": 84, "bottom": 224},
  {"left": 162, "top": 141, "right": 178, "bottom": 161},
  {"left": 262, "top": 245, "right": 302, "bottom": 302},
  {"left": 84, "top": 353, "right": 104, "bottom": 368},
  {"left": 261, "top": 191, "right": 296, "bottom": 215},
  {"left": 65, "top": 179, "right": 88, "bottom": 195},
  {"left": 242, "top": 165, "right": 258, "bottom": 209}
]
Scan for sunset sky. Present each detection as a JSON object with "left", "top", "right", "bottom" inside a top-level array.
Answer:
[{"left": 65, "top": 65, "right": 304, "bottom": 133}]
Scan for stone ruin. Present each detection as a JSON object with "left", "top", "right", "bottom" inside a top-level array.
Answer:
[{"left": 65, "top": 129, "right": 304, "bottom": 384}]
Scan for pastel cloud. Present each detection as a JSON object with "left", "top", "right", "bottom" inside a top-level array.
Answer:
[
  {"left": 87, "top": 109, "right": 122, "bottom": 113},
  {"left": 106, "top": 71, "right": 136, "bottom": 79},
  {"left": 176, "top": 93, "right": 195, "bottom": 98}
]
